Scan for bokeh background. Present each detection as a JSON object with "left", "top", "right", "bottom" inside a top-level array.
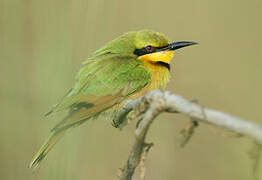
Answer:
[{"left": 1, "top": 0, "right": 262, "bottom": 179}]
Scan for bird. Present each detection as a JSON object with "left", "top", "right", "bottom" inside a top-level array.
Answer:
[{"left": 29, "top": 29, "right": 197, "bottom": 169}]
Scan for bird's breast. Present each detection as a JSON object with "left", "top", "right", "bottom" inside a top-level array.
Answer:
[
  {"left": 127, "top": 62, "right": 170, "bottom": 101},
  {"left": 143, "top": 62, "right": 170, "bottom": 90}
]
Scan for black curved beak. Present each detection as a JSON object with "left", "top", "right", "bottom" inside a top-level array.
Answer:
[{"left": 159, "top": 41, "right": 198, "bottom": 51}]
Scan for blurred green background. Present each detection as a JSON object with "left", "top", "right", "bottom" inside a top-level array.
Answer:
[{"left": 1, "top": 0, "right": 262, "bottom": 179}]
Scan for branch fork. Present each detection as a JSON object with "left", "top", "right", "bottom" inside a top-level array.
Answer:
[{"left": 115, "top": 90, "right": 262, "bottom": 180}]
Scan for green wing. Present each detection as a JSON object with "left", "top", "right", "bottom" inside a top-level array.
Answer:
[
  {"left": 48, "top": 53, "right": 151, "bottom": 131},
  {"left": 30, "top": 53, "right": 151, "bottom": 169}
]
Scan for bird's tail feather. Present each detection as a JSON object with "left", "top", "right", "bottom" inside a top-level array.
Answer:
[{"left": 29, "top": 130, "right": 66, "bottom": 169}]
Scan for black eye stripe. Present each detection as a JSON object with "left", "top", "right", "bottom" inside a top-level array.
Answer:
[
  {"left": 134, "top": 46, "right": 157, "bottom": 56},
  {"left": 133, "top": 48, "right": 147, "bottom": 56},
  {"left": 133, "top": 45, "right": 170, "bottom": 56}
]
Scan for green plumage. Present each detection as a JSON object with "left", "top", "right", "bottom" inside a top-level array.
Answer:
[
  {"left": 29, "top": 30, "right": 162, "bottom": 169},
  {"left": 28, "top": 28, "right": 194, "bottom": 171},
  {"left": 50, "top": 54, "right": 150, "bottom": 131},
  {"left": 29, "top": 28, "right": 197, "bottom": 170}
]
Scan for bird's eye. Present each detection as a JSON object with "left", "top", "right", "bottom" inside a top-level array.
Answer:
[{"left": 145, "top": 45, "right": 153, "bottom": 52}]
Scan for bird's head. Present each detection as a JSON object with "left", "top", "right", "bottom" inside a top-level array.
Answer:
[
  {"left": 93, "top": 29, "right": 197, "bottom": 67},
  {"left": 133, "top": 30, "right": 197, "bottom": 66}
]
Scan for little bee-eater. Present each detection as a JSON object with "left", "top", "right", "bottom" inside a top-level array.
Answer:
[{"left": 29, "top": 29, "right": 197, "bottom": 169}]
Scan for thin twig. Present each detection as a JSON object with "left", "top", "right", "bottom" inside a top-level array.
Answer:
[
  {"left": 249, "top": 141, "right": 262, "bottom": 180},
  {"left": 179, "top": 119, "right": 198, "bottom": 148}
]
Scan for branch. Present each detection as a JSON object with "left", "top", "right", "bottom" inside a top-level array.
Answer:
[{"left": 114, "top": 90, "right": 262, "bottom": 180}]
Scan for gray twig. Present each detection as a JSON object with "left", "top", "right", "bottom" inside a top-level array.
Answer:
[{"left": 116, "top": 90, "right": 262, "bottom": 180}]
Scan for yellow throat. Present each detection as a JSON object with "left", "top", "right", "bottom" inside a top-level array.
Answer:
[
  {"left": 138, "top": 50, "right": 174, "bottom": 90},
  {"left": 138, "top": 50, "right": 174, "bottom": 65}
]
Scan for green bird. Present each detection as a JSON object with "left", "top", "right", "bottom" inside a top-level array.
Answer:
[{"left": 29, "top": 29, "right": 197, "bottom": 169}]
